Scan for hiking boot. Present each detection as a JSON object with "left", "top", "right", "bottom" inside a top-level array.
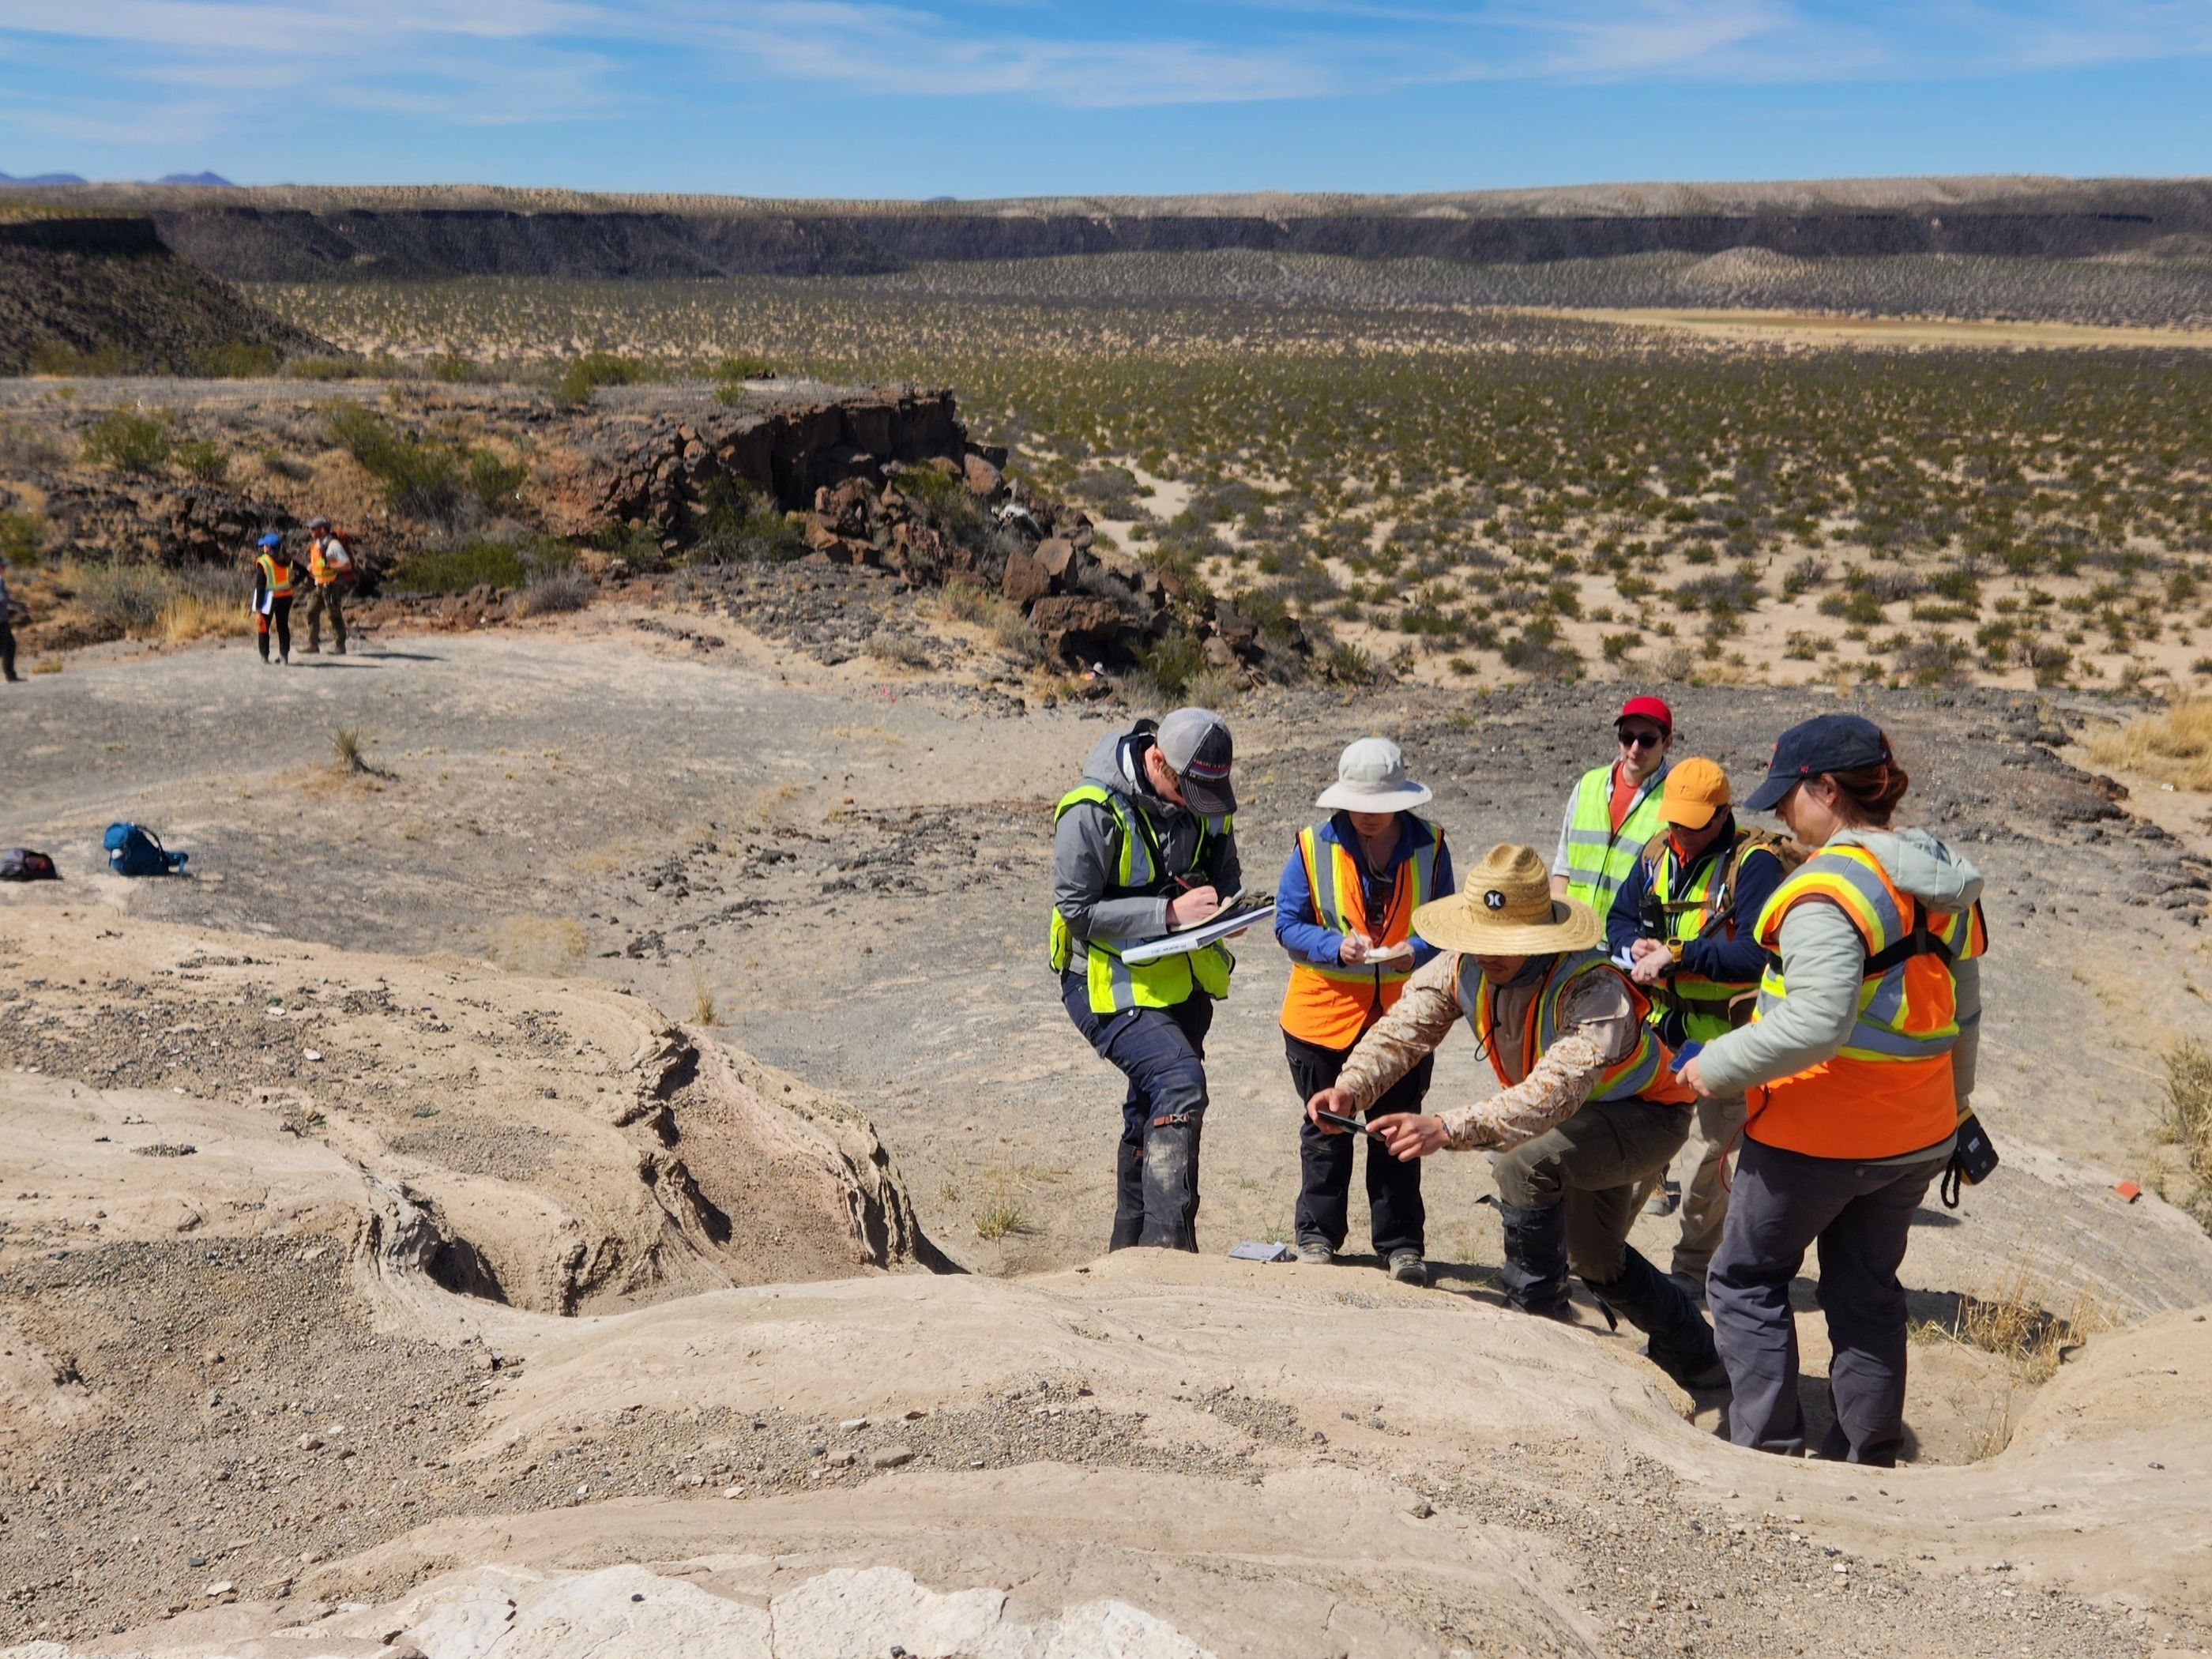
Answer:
[
  {"left": 1296, "top": 1239, "right": 1334, "bottom": 1266},
  {"left": 1387, "top": 1251, "right": 1429, "bottom": 1288},
  {"left": 1497, "top": 1201, "right": 1572, "bottom": 1319},
  {"left": 1584, "top": 1247, "right": 1729, "bottom": 1390},
  {"left": 333, "top": 643, "right": 346, "bottom": 656},
  {"left": 1644, "top": 1179, "right": 1681, "bottom": 1217},
  {"left": 303, "top": 643, "right": 322, "bottom": 655}
]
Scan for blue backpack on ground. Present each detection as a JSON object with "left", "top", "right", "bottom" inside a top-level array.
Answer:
[{"left": 103, "top": 822, "right": 187, "bottom": 877}]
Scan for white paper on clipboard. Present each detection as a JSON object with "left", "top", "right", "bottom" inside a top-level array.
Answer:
[{"left": 1122, "top": 893, "right": 1271, "bottom": 964}]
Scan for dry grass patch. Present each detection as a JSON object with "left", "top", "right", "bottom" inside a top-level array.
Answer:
[
  {"left": 2165, "top": 1038, "right": 2212, "bottom": 1229},
  {"left": 2088, "top": 698, "right": 2212, "bottom": 792},
  {"left": 487, "top": 914, "right": 586, "bottom": 976}
]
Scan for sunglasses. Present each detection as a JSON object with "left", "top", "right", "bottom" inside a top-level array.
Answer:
[{"left": 1616, "top": 727, "right": 1668, "bottom": 750}]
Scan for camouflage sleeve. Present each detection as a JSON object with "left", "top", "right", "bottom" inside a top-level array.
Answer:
[
  {"left": 1435, "top": 968, "right": 1641, "bottom": 1152},
  {"left": 1333, "top": 952, "right": 1463, "bottom": 1111}
]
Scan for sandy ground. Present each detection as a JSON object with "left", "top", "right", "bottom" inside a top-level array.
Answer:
[
  {"left": 5, "top": 612, "right": 2212, "bottom": 1652},
  {"left": 1544, "top": 308, "right": 2212, "bottom": 351}
]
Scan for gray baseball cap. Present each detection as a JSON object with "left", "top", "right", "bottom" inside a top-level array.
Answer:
[{"left": 1156, "top": 707, "right": 1236, "bottom": 816}]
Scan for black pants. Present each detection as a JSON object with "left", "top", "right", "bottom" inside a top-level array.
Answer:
[
  {"left": 1060, "top": 970, "right": 1212, "bottom": 1251},
  {"left": 258, "top": 596, "right": 292, "bottom": 661},
  {"left": 0, "top": 617, "right": 15, "bottom": 681},
  {"left": 1285, "top": 1030, "right": 1429, "bottom": 1258}
]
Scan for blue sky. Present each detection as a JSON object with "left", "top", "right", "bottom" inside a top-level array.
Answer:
[{"left": 0, "top": 2, "right": 2206, "bottom": 195}]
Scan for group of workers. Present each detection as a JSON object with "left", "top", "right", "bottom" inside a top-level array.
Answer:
[
  {"left": 250, "top": 517, "right": 353, "bottom": 665},
  {"left": 1051, "top": 697, "right": 1986, "bottom": 1467}
]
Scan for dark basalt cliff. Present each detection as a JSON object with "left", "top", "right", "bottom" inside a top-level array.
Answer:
[{"left": 143, "top": 182, "right": 2212, "bottom": 282}]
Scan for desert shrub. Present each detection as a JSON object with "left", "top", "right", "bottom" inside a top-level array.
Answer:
[
  {"left": 1501, "top": 618, "right": 1582, "bottom": 681},
  {"left": 991, "top": 603, "right": 1045, "bottom": 664},
  {"left": 2165, "top": 1039, "right": 2212, "bottom": 1190},
  {"left": 711, "top": 356, "right": 775, "bottom": 404},
  {"left": 1138, "top": 631, "right": 1207, "bottom": 697},
  {"left": 468, "top": 447, "right": 528, "bottom": 509},
  {"left": 866, "top": 628, "right": 934, "bottom": 668},
  {"left": 194, "top": 341, "right": 280, "bottom": 378},
  {"left": 430, "top": 348, "right": 479, "bottom": 383},
  {"left": 0, "top": 510, "right": 49, "bottom": 566},
  {"left": 555, "top": 352, "right": 645, "bottom": 408},
  {"left": 72, "top": 562, "right": 173, "bottom": 634},
  {"left": 28, "top": 339, "right": 125, "bottom": 376},
  {"left": 81, "top": 411, "right": 171, "bottom": 474},
  {"left": 1326, "top": 641, "right": 1375, "bottom": 683},
  {"left": 692, "top": 476, "right": 806, "bottom": 563},
  {"left": 383, "top": 541, "right": 527, "bottom": 594},
  {"left": 517, "top": 563, "right": 594, "bottom": 616},
  {"left": 0, "top": 419, "right": 68, "bottom": 470},
  {"left": 325, "top": 404, "right": 468, "bottom": 525},
  {"left": 156, "top": 564, "right": 254, "bottom": 642},
  {"left": 1068, "top": 465, "right": 1144, "bottom": 516},
  {"left": 935, "top": 578, "right": 994, "bottom": 623},
  {"left": 174, "top": 438, "right": 230, "bottom": 484},
  {"left": 1781, "top": 556, "right": 1829, "bottom": 597},
  {"left": 287, "top": 357, "right": 363, "bottom": 382}
]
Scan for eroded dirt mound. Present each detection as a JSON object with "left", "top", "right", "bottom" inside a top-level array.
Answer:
[
  {"left": 0, "top": 910, "right": 938, "bottom": 1316},
  {"left": 9, "top": 1256, "right": 2208, "bottom": 1657}
]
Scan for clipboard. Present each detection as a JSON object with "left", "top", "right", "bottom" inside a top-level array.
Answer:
[{"left": 1122, "top": 893, "right": 1271, "bottom": 964}]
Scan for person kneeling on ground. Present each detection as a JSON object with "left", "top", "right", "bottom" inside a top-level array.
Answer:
[
  {"left": 1051, "top": 709, "right": 1242, "bottom": 1253},
  {"left": 1679, "top": 715, "right": 1986, "bottom": 1465},
  {"left": 1275, "top": 737, "right": 1455, "bottom": 1286},
  {"left": 1307, "top": 843, "right": 1726, "bottom": 1390}
]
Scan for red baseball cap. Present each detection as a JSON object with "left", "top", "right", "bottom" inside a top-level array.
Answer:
[{"left": 1616, "top": 695, "right": 1673, "bottom": 733}]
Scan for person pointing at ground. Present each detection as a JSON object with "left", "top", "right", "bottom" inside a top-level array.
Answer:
[
  {"left": 1051, "top": 709, "right": 1241, "bottom": 1254},
  {"left": 1307, "top": 844, "right": 1725, "bottom": 1389}
]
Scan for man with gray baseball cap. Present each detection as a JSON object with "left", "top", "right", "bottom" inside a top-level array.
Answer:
[{"left": 1050, "top": 708, "right": 1241, "bottom": 1252}]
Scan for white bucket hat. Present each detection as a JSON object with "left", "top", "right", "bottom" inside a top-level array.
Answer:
[{"left": 1315, "top": 737, "right": 1433, "bottom": 814}]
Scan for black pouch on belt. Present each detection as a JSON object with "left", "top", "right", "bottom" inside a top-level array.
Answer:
[{"left": 1940, "top": 1112, "right": 2000, "bottom": 1209}]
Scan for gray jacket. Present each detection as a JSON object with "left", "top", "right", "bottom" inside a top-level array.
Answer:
[
  {"left": 1052, "top": 722, "right": 1240, "bottom": 949},
  {"left": 1699, "top": 827, "right": 1982, "bottom": 1112}
]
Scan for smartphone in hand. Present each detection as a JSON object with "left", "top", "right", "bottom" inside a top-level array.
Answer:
[{"left": 1313, "top": 1108, "right": 1380, "bottom": 1136}]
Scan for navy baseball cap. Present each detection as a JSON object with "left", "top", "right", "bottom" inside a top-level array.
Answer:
[{"left": 1744, "top": 713, "right": 1891, "bottom": 812}]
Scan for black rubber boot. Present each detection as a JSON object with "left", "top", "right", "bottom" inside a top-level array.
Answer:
[
  {"left": 1108, "top": 1139, "right": 1146, "bottom": 1252},
  {"left": 1137, "top": 1115, "right": 1202, "bottom": 1251},
  {"left": 1584, "top": 1245, "right": 1729, "bottom": 1390},
  {"left": 1497, "top": 1200, "right": 1573, "bottom": 1319}
]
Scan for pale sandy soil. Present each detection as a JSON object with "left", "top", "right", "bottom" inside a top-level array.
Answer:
[{"left": 1543, "top": 308, "right": 2212, "bottom": 351}]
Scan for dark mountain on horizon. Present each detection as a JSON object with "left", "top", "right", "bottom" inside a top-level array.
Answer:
[
  {"left": 0, "top": 171, "right": 88, "bottom": 187},
  {"left": 155, "top": 172, "right": 234, "bottom": 187}
]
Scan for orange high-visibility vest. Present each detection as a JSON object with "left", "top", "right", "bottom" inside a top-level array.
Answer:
[
  {"left": 256, "top": 552, "right": 294, "bottom": 601},
  {"left": 1744, "top": 845, "right": 1988, "bottom": 1160},
  {"left": 307, "top": 537, "right": 347, "bottom": 586},
  {"left": 1455, "top": 950, "right": 1696, "bottom": 1107},
  {"left": 1279, "top": 819, "right": 1444, "bottom": 1048}
]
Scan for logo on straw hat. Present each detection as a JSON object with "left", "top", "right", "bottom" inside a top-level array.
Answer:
[{"left": 1484, "top": 890, "right": 1507, "bottom": 910}]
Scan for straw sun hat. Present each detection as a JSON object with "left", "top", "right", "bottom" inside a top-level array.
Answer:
[
  {"left": 1315, "top": 737, "right": 1433, "bottom": 814},
  {"left": 1411, "top": 843, "right": 1601, "bottom": 957}
]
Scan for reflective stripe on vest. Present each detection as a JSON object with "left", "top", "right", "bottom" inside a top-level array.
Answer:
[
  {"left": 1278, "top": 819, "right": 1443, "bottom": 1048},
  {"left": 1561, "top": 763, "right": 1667, "bottom": 916},
  {"left": 257, "top": 553, "right": 293, "bottom": 601},
  {"left": 1454, "top": 949, "right": 1691, "bottom": 1106},
  {"left": 1047, "top": 782, "right": 1233, "bottom": 1014},
  {"left": 1745, "top": 845, "right": 1988, "bottom": 1158},
  {"left": 1650, "top": 834, "right": 1763, "bottom": 1043}
]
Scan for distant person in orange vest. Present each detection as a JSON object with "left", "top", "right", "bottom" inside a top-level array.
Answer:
[
  {"left": 1680, "top": 715, "right": 1987, "bottom": 1465},
  {"left": 251, "top": 532, "right": 296, "bottom": 665},
  {"left": 300, "top": 516, "right": 352, "bottom": 656},
  {"left": 1273, "top": 738, "right": 1454, "bottom": 1285}
]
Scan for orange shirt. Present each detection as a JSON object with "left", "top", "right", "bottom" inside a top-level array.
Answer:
[{"left": 1608, "top": 762, "right": 1641, "bottom": 833}]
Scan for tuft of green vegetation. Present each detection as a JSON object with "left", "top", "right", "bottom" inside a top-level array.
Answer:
[
  {"left": 81, "top": 410, "right": 171, "bottom": 474},
  {"left": 0, "top": 510, "right": 50, "bottom": 566},
  {"left": 691, "top": 475, "right": 806, "bottom": 563},
  {"left": 383, "top": 541, "right": 528, "bottom": 594},
  {"left": 173, "top": 438, "right": 230, "bottom": 485},
  {"left": 194, "top": 341, "right": 280, "bottom": 378},
  {"left": 28, "top": 338, "right": 125, "bottom": 376},
  {"left": 555, "top": 351, "right": 646, "bottom": 408}
]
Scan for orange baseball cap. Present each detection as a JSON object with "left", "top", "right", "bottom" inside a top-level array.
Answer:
[{"left": 1660, "top": 758, "right": 1730, "bottom": 830}]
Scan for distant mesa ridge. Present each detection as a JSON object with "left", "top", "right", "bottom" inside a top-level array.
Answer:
[{"left": 1, "top": 174, "right": 2206, "bottom": 280}]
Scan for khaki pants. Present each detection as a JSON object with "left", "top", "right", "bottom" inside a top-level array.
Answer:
[
  {"left": 1673, "top": 1090, "right": 1749, "bottom": 1283},
  {"left": 303, "top": 583, "right": 346, "bottom": 651},
  {"left": 1491, "top": 1096, "right": 1691, "bottom": 1283}
]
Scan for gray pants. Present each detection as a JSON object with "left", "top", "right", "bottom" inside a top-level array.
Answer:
[
  {"left": 1673, "top": 1091, "right": 1748, "bottom": 1282},
  {"left": 1708, "top": 1137, "right": 1948, "bottom": 1465},
  {"left": 1492, "top": 1097, "right": 1691, "bottom": 1283},
  {"left": 303, "top": 583, "right": 346, "bottom": 651}
]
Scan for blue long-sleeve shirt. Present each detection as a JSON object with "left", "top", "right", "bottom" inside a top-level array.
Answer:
[
  {"left": 1274, "top": 814, "right": 1456, "bottom": 970},
  {"left": 1603, "top": 814, "right": 1784, "bottom": 986}
]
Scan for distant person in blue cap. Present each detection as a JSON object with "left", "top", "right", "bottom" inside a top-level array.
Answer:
[
  {"left": 251, "top": 532, "right": 297, "bottom": 665},
  {"left": 1679, "top": 713, "right": 1988, "bottom": 1465}
]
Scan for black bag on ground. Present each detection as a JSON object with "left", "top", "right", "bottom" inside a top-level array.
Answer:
[{"left": 0, "top": 847, "right": 58, "bottom": 881}]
